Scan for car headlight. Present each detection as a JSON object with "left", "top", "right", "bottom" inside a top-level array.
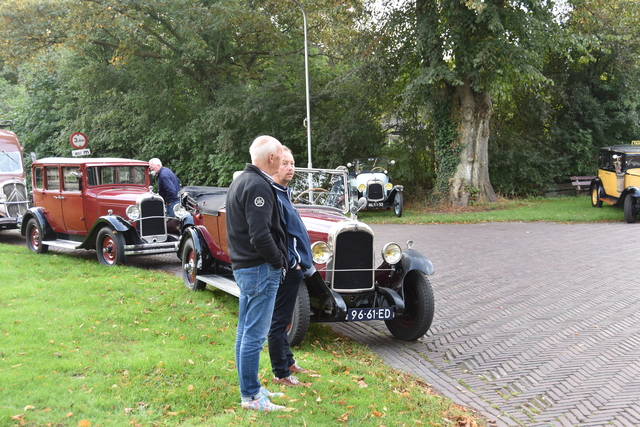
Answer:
[
  {"left": 173, "top": 204, "right": 188, "bottom": 218},
  {"left": 385, "top": 183, "right": 393, "bottom": 191},
  {"left": 126, "top": 205, "right": 140, "bottom": 221},
  {"left": 311, "top": 241, "right": 331, "bottom": 264},
  {"left": 358, "top": 184, "right": 365, "bottom": 192},
  {"left": 382, "top": 242, "right": 402, "bottom": 265}
]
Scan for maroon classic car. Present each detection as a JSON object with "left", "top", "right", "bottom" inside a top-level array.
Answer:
[
  {"left": 0, "top": 126, "right": 29, "bottom": 230},
  {"left": 177, "top": 166, "right": 435, "bottom": 345},
  {"left": 21, "top": 157, "right": 180, "bottom": 265}
]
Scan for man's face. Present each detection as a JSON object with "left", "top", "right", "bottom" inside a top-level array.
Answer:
[
  {"left": 273, "top": 151, "right": 295, "bottom": 186},
  {"left": 149, "top": 163, "right": 161, "bottom": 175}
]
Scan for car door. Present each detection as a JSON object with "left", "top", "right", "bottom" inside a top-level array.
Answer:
[
  {"left": 36, "top": 165, "right": 66, "bottom": 233},
  {"left": 60, "top": 166, "right": 87, "bottom": 235},
  {"left": 599, "top": 150, "right": 618, "bottom": 197}
]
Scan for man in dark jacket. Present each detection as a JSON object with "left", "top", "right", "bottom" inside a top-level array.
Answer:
[
  {"left": 225, "top": 135, "right": 289, "bottom": 412},
  {"left": 268, "top": 146, "right": 314, "bottom": 388},
  {"left": 148, "top": 158, "right": 180, "bottom": 217}
]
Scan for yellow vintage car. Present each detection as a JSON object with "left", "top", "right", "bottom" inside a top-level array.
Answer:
[{"left": 591, "top": 143, "right": 640, "bottom": 223}]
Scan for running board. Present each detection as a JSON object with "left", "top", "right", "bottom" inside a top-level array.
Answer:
[
  {"left": 41, "top": 239, "right": 83, "bottom": 250},
  {"left": 196, "top": 274, "right": 240, "bottom": 297}
]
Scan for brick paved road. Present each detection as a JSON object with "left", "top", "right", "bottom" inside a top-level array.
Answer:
[
  {"left": 5, "top": 222, "right": 640, "bottom": 426},
  {"left": 332, "top": 222, "right": 640, "bottom": 427}
]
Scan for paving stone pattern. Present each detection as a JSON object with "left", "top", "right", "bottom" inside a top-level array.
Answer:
[{"left": 331, "top": 222, "right": 640, "bottom": 427}]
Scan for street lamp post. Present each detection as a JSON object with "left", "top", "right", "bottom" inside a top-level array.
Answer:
[{"left": 291, "top": 0, "right": 312, "bottom": 169}]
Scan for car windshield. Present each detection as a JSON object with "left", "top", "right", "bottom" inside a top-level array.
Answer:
[
  {"left": 86, "top": 165, "right": 147, "bottom": 186},
  {"left": 288, "top": 167, "right": 350, "bottom": 213},
  {"left": 0, "top": 151, "right": 23, "bottom": 174},
  {"left": 351, "top": 157, "right": 389, "bottom": 175},
  {"left": 625, "top": 154, "right": 640, "bottom": 169}
]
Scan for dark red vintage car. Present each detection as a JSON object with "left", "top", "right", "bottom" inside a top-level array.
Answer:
[
  {"left": 0, "top": 125, "right": 29, "bottom": 230},
  {"left": 21, "top": 157, "right": 180, "bottom": 265},
  {"left": 177, "top": 166, "right": 435, "bottom": 345}
]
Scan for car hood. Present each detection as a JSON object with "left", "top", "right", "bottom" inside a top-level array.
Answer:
[
  {"left": 93, "top": 187, "right": 151, "bottom": 204},
  {"left": 298, "top": 206, "right": 355, "bottom": 236},
  {"left": 627, "top": 169, "right": 640, "bottom": 177}
]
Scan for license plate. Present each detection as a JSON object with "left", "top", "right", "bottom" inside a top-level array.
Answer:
[
  {"left": 367, "top": 201, "right": 385, "bottom": 208},
  {"left": 347, "top": 307, "right": 394, "bottom": 322}
]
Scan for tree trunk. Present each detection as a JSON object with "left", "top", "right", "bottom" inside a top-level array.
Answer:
[{"left": 449, "top": 77, "right": 497, "bottom": 206}]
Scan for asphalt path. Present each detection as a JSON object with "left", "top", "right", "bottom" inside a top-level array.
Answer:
[{"left": 4, "top": 222, "right": 640, "bottom": 426}]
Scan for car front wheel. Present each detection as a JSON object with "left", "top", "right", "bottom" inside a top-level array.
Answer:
[
  {"left": 624, "top": 194, "right": 637, "bottom": 223},
  {"left": 385, "top": 271, "right": 434, "bottom": 341},
  {"left": 394, "top": 192, "right": 404, "bottom": 217},
  {"left": 591, "top": 185, "right": 603, "bottom": 208},
  {"left": 96, "top": 227, "right": 126, "bottom": 266},
  {"left": 26, "top": 218, "right": 48, "bottom": 254},
  {"left": 287, "top": 283, "right": 311, "bottom": 347},
  {"left": 181, "top": 237, "right": 207, "bottom": 290}
]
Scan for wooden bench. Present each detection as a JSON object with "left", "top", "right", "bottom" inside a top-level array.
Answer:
[{"left": 569, "top": 176, "right": 596, "bottom": 191}]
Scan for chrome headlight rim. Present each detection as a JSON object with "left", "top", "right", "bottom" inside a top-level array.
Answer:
[
  {"left": 385, "top": 182, "right": 393, "bottom": 191},
  {"left": 126, "top": 205, "right": 140, "bottom": 221},
  {"left": 358, "top": 184, "right": 366, "bottom": 192},
  {"left": 311, "top": 241, "right": 332, "bottom": 265},
  {"left": 382, "top": 242, "right": 402, "bottom": 265},
  {"left": 173, "top": 204, "right": 188, "bottom": 219}
]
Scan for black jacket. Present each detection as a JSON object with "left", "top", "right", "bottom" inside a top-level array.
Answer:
[{"left": 225, "top": 164, "right": 287, "bottom": 270}]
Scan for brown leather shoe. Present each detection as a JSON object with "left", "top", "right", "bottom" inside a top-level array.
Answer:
[
  {"left": 288, "top": 363, "right": 313, "bottom": 374},
  {"left": 273, "top": 375, "right": 311, "bottom": 387}
]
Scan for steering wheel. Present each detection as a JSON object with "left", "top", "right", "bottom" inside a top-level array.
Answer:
[
  {"left": 371, "top": 167, "right": 386, "bottom": 173},
  {"left": 294, "top": 188, "right": 329, "bottom": 204}
]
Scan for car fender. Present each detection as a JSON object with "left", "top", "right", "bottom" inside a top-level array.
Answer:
[
  {"left": 20, "top": 207, "right": 51, "bottom": 238},
  {"left": 385, "top": 185, "right": 404, "bottom": 206},
  {"left": 78, "top": 215, "right": 135, "bottom": 249},
  {"left": 401, "top": 248, "right": 435, "bottom": 276},
  {"left": 304, "top": 270, "right": 348, "bottom": 321},
  {"left": 625, "top": 186, "right": 640, "bottom": 198},
  {"left": 178, "top": 225, "right": 208, "bottom": 261}
]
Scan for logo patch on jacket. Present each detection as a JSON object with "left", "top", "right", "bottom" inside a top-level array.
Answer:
[{"left": 254, "top": 197, "right": 265, "bottom": 207}]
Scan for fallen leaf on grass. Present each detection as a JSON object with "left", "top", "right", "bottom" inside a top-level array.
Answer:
[
  {"left": 23, "top": 405, "right": 35, "bottom": 411},
  {"left": 77, "top": 420, "right": 92, "bottom": 427}
]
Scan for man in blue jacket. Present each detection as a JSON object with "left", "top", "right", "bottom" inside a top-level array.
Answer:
[
  {"left": 148, "top": 158, "right": 181, "bottom": 217},
  {"left": 269, "top": 146, "right": 314, "bottom": 388},
  {"left": 225, "top": 135, "right": 289, "bottom": 412}
]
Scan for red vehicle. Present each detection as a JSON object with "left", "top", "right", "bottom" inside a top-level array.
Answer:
[
  {"left": 178, "top": 166, "right": 435, "bottom": 345},
  {"left": 0, "top": 125, "right": 29, "bottom": 230},
  {"left": 21, "top": 157, "right": 180, "bottom": 265}
]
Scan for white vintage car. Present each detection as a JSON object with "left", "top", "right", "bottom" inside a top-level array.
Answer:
[{"left": 347, "top": 157, "right": 404, "bottom": 217}]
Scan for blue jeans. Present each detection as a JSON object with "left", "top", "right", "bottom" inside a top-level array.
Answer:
[
  {"left": 166, "top": 200, "right": 179, "bottom": 218},
  {"left": 233, "top": 263, "right": 281, "bottom": 400},
  {"left": 268, "top": 267, "right": 303, "bottom": 378}
]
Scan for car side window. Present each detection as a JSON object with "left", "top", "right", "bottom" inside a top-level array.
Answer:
[
  {"left": 63, "top": 167, "right": 81, "bottom": 192},
  {"left": 33, "top": 167, "right": 44, "bottom": 189},
  {"left": 45, "top": 166, "right": 60, "bottom": 190},
  {"left": 600, "top": 151, "right": 612, "bottom": 171}
]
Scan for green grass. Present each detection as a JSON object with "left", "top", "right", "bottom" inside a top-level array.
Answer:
[
  {"left": 359, "top": 195, "right": 625, "bottom": 224},
  {"left": 0, "top": 245, "right": 480, "bottom": 427}
]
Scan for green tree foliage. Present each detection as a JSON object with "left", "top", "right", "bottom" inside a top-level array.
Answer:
[{"left": 0, "top": 0, "right": 384, "bottom": 186}]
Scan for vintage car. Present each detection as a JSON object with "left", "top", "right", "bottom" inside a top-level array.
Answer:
[
  {"left": 20, "top": 157, "right": 181, "bottom": 265},
  {"left": 0, "top": 124, "right": 29, "bottom": 230},
  {"left": 591, "top": 144, "right": 640, "bottom": 223},
  {"left": 346, "top": 157, "right": 404, "bottom": 217},
  {"left": 177, "top": 166, "right": 435, "bottom": 346}
]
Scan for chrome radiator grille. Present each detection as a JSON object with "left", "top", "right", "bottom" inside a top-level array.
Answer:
[
  {"left": 2, "top": 181, "right": 28, "bottom": 218},
  {"left": 332, "top": 229, "right": 374, "bottom": 292},
  {"left": 139, "top": 197, "right": 166, "bottom": 239}
]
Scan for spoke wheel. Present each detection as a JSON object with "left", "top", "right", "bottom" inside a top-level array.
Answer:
[
  {"left": 394, "top": 192, "right": 404, "bottom": 217},
  {"left": 26, "top": 218, "right": 48, "bottom": 254},
  {"left": 181, "top": 238, "right": 206, "bottom": 291},
  {"left": 385, "top": 271, "right": 434, "bottom": 341},
  {"left": 96, "top": 228, "right": 126, "bottom": 266},
  {"left": 287, "top": 283, "right": 310, "bottom": 347}
]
